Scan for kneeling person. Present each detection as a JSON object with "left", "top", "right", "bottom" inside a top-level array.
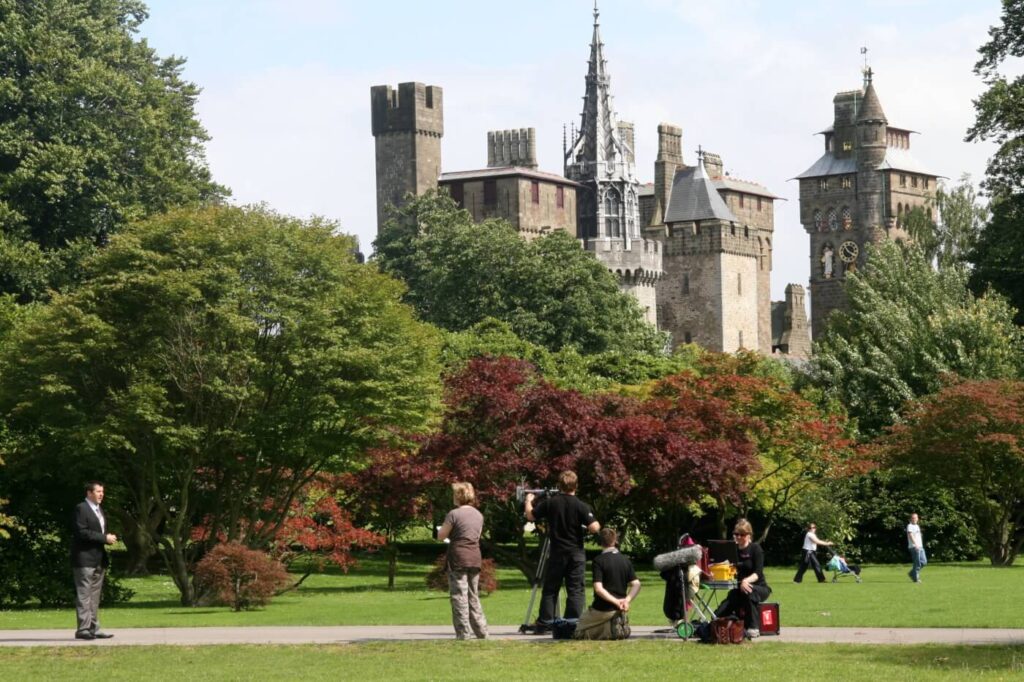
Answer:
[{"left": 575, "top": 528, "right": 640, "bottom": 640}]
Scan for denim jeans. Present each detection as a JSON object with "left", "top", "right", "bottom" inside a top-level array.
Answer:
[{"left": 909, "top": 547, "right": 927, "bottom": 581}]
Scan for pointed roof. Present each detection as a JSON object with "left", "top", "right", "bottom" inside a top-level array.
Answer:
[
  {"left": 565, "top": 2, "right": 623, "bottom": 170},
  {"left": 664, "top": 158, "right": 738, "bottom": 223},
  {"left": 857, "top": 69, "right": 887, "bottom": 123}
]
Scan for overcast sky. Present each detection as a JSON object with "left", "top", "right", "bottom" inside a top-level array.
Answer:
[{"left": 140, "top": 0, "right": 1003, "bottom": 301}]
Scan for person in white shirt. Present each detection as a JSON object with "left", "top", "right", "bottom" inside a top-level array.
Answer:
[
  {"left": 793, "top": 522, "right": 833, "bottom": 583},
  {"left": 907, "top": 513, "right": 926, "bottom": 583}
]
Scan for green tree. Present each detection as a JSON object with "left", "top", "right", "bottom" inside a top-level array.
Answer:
[
  {"left": 903, "top": 176, "right": 988, "bottom": 272},
  {"left": 373, "top": 191, "right": 666, "bottom": 355},
  {"left": 966, "top": 0, "right": 1024, "bottom": 320},
  {"left": 0, "top": 0, "right": 226, "bottom": 299},
  {"left": 811, "top": 241, "right": 1024, "bottom": 437},
  {"left": 0, "top": 206, "right": 441, "bottom": 603}
]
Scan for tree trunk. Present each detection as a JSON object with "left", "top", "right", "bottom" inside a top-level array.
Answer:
[
  {"left": 387, "top": 542, "right": 397, "bottom": 590},
  {"left": 161, "top": 541, "right": 195, "bottom": 606},
  {"left": 119, "top": 514, "right": 158, "bottom": 577}
]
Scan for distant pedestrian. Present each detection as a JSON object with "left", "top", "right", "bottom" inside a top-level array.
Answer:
[
  {"left": 907, "top": 513, "right": 926, "bottom": 583},
  {"left": 438, "top": 481, "right": 489, "bottom": 639},
  {"left": 793, "top": 522, "right": 833, "bottom": 583}
]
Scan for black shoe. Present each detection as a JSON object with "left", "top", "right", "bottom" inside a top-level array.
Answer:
[
  {"left": 75, "top": 631, "right": 95, "bottom": 640},
  {"left": 92, "top": 631, "right": 114, "bottom": 639}
]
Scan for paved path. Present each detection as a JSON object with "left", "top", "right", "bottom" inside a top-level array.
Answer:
[{"left": 2, "top": 626, "right": 1023, "bottom": 647}]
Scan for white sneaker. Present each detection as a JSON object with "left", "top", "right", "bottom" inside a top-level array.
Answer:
[{"left": 745, "top": 628, "right": 760, "bottom": 639}]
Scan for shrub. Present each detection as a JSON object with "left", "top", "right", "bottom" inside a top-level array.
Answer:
[
  {"left": 194, "top": 543, "right": 290, "bottom": 611},
  {"left": 0, "top": 528, "right": 134, "bottom": 608},
  {"left": 425, "top": 554, "right": 499, "bottom": 595}
]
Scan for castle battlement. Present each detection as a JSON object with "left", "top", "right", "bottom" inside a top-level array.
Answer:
[
  {"left": 371, "top": 82, "right": 444, "bottom": 137},
  {"left": 487, "top": 128, "right": 537, "bottom": 169}
]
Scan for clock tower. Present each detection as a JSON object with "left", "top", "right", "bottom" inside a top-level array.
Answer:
[{"left": 795, "top": 67, "right": 939, "bottom": 340}]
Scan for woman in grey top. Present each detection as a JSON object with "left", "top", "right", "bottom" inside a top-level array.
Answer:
[{"left": 438, "top": 481, "right": 489, "bottom": 639}]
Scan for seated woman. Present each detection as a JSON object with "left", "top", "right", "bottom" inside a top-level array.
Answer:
[{"left": 713, "top": 518, "right": 771, "bottom": 638}]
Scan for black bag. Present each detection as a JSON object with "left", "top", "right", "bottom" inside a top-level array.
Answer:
[{"left": 551, "top": 618, "right": 578, "bottom": 640}]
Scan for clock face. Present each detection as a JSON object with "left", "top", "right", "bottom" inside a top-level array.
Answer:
[{"left": 839, "top": 240, "right": 859, "bottom": 263}]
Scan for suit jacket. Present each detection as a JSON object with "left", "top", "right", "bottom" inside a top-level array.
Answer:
[{"left": 70, "top": 501, "right": 109, "bottom": 568}]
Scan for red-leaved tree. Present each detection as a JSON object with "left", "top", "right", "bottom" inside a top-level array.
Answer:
[{"left": 879, "top": 379, "right": 1024, "bottom": 565}]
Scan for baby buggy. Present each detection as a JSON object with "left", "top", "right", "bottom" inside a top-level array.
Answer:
[{"left": 825, "top": 553, "right": 862, "bottom": 583}]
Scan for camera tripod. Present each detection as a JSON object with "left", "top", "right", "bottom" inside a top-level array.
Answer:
[{"left": 518, "top": 534, "right": 558, "bottom": 633}]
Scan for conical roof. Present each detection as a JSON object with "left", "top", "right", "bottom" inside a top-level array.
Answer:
[{"left": 857, "top": 77, "right": 887, "bottom": 123}]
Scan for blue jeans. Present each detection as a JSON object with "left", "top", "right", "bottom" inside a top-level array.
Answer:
[{"left": 909, "top": 547, "right": 927, "bottom": 581}]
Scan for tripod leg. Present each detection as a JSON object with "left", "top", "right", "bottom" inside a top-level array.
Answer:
[{"left": 519, "top": 536, "right": 551, "bottom": 633}]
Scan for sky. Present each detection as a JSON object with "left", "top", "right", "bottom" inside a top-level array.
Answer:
[{"left": 139, "top": 0, "right": 1004, "bottom": 302}]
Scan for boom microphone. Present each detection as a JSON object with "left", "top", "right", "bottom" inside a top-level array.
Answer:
[{"left": 653, "top": 545, "right": 703, "bottom": 572}]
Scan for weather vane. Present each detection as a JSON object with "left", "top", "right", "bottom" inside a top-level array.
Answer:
[{"left": 861, "top": 46, "right": 872, "bottom": 85}]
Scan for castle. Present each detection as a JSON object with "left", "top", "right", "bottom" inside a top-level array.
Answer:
[
  {"left": 795, "top": 69, "right": 939, "bottom": 338},
  {"left": 372, "top": 5, "right": 821, "bottom": 358}
]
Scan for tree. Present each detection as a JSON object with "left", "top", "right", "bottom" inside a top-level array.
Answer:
[
  {"left": 0, "top": 205, "right": 442, "bottom": 604},
  {"left": 967, "top": 0, "right": 1024, "bottom": 198},
  {"left": 373, "top": 191, "right": 665, "bottom": 355},
  {"left": 879, "top": 379, "right": 1024, "bottom": 565},
  {"left": 903, "top": 176, "right": 988, "bottom": 273},
  {"left": 0, "top": 0, "right": 226, "bottom": 299},
  {"left": 344, "top": 446, "right": 435, "bottom": 589},
  {"left": 966, "top": 0, "right": 1024, "bottom": 320},
  {"left": 811, "top": 241, "right": 1024, "bottom": 436}
]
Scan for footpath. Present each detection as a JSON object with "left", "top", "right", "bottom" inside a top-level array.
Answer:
[{"left": 2, "top": 625, "right": 1024, "bottom": 647}]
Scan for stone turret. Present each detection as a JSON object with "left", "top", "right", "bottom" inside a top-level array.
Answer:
[
  {"left": 370, "top": 82, "right": 444, "bottom": 232},
  {"left": 652, "top": 123, "right": 682, "bottom": 226},
  {"left": 856, "top": 70, "right": 888, "bottom": 232}
]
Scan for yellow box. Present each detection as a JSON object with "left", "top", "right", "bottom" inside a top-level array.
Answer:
[{"left": 710, "top": 563, "right": 736, "bottom": 581}]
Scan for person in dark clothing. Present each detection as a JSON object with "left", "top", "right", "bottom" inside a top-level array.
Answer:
[
  {"left": 525, "top": 470, "right": 600, "bottom": 630},
  {"left": 71, "top": 481, "right": 117, "bottom": 640},
  {"left": 714, "top": 518, "right": 771, "bottom": 639},
  {"left": 575, "top": 527, "right": 641, "bottom": 639}
]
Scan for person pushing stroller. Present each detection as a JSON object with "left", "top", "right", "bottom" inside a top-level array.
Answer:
[{"left": 793, "top": 522, "right": 833, "bottom": 583}]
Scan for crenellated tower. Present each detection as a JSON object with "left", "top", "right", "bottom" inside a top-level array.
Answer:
[
  {"left": 370, "top": 82, "right": 444, "bottom": 232},
  {"left": 565, "top": 3, "right": 661, "bottom": 325}
]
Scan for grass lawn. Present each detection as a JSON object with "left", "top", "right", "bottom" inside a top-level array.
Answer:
[
  {"left": 2, "top": 642, "right": 1024, "bottom": 681},
  {"left": 1, "top": 548, "right": 1022, "bottom": 630}
]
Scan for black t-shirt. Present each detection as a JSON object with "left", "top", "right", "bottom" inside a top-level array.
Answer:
[
  {"left": 533, "top": 493, "right": 595, "bottom": 555},
  {"left": 591, "top": 549, "right": 637, "bottom": 611},
  {"left": 736, "top": 542, "right": 768, "bottom": 588}
]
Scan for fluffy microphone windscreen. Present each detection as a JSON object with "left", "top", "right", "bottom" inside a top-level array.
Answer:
[{"left": 652, "top": 545, "right": 703, "bottom": 572}]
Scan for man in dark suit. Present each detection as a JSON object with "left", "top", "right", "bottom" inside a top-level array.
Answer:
[{"left": 71, "top": 481, "right": 117, "bottom": 640}]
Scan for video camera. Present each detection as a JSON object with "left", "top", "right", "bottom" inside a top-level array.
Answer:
[{"left": 515, "top": 485, "right": 560, "bottom": 505}]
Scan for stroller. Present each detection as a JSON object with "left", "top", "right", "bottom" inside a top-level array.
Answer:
[
  {"left": 825, "top": 552, "right": 862, "bottom": 583},
  {"left": 654, "top": 534, "right": 711, "bottom": 639}
]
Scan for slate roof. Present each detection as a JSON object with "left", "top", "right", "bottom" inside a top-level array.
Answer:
[
  {"left": 792, "top": 153, "right": 857, "bottom": 179},
  {"left": 664, "top": 160, "right": 737, "bottom": 223},
  {"left": 877, "top": 148, "right": 943, "bottom": 177},
  {"left": 438, "top": 166, "right": 582, "bottom": 186},
  {"left": 713, "top": 176, "right": 783, "bottom": 200}
]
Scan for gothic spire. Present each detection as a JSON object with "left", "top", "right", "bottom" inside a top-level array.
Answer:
[{"left": 567, "top": 1, "right": 621, "bottom": 171}]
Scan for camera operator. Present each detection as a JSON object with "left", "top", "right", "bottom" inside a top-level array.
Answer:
[{"left": 525, "top": 470, "right": 600, "bottom": 631}]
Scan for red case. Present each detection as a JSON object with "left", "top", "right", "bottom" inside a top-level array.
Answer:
[{"left": 759, "top": 602, "right": 780, "bottom": 635}]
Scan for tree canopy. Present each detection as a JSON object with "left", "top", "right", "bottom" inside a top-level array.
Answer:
[
  {"left": 373, "top": 191, "right": 666, "bottom": 356},
  {"left": 810, "top": 241, "right": 1024, "bottom": 437},
  {"left": 0, "top": 0, "right": 226, "bottom": 299},
  {"left": 880, "top": 379, "right": 1024, "bottom": 565},
  {"left": 0, "top": 205, "right": 441, "bottom": 603}
]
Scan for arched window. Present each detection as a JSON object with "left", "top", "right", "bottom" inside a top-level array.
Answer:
[
  {"left": 813, "top": 209, "right": 823, "bottom": 231},
  {"left": 605, "top": 188, "right": 620, "bottom": 238},
  {"left": 828, "top": 208, "right": 838, "bottom": 231},
  {"left": 841, "top": 206, "right": 852, "bottom": 229}
]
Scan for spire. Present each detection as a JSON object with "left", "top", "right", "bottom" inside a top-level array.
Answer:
[
  {"left": 857, "top": 69, "right": 887, "bottom": 123},
  {"left": 566, "top": 1, "right": 620, "bottom": 171}
]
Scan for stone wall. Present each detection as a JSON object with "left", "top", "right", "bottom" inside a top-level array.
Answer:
[{"left": 442, "top": 175, "right": 577, "bottom": 239}]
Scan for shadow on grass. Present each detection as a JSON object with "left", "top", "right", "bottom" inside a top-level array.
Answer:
[{"left": 827, "top": 644, "right": 1024, "bottom": 676}]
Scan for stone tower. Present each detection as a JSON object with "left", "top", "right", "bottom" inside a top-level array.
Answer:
[
  {"left": 565, "top": 3, "right": 661, "bottom": 325},
  {"left": 796, "top": 69, "right": 938, "bottom": 339},
  {"left": 370, "top": 82, "right": 444, "bottom": 232}
]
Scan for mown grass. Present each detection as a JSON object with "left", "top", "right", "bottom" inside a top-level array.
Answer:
[
  {"left": 1, "top": 547, "right": 1022, "bottom": 630},
  {"left": 2, "top": 642, "right": 1024, "bottom": 681}
]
